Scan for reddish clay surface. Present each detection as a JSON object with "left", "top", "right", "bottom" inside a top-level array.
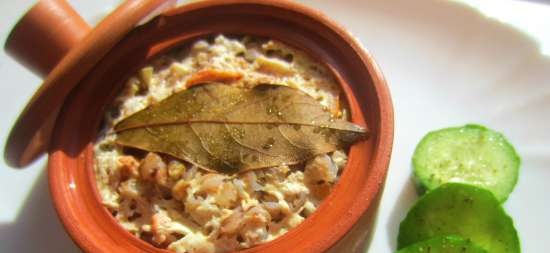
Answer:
[
  {"left": 4, "top": 0, "right": 173, "bottom": 168},
  {"left": 9, "top": 0, "right": 393, "bottom": 252}
]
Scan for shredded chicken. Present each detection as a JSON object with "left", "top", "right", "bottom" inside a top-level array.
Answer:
[{"left": 94, "top": 35, "right": 349, "bottom": 253}]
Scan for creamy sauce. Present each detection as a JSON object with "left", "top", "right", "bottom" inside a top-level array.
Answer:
[{"left": 94, "top": 35, "right": 348, "bottom": 253}]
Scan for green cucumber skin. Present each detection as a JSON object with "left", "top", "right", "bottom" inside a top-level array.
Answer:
[
  {"left": 397, "top": 183, "right": 520, "bottom": 253},
  {"left": 412, "top": 124, "right": 520, "bottom": 202},
  {"left": 396, "top": 235, "right": 488, "bottom": 253}
]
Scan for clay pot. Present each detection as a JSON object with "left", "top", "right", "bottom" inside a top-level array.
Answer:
[{"left": 5, "top": 0, "right": 393, "bottom": 252}]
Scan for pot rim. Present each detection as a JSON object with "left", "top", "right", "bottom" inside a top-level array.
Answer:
[{"left": 48, "top": 1, "right": 394, "bottom": 252}]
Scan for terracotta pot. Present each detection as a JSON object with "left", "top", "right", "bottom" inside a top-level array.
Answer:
[{"left": 5, "top": 0, "right": 393, "bottom": 252}]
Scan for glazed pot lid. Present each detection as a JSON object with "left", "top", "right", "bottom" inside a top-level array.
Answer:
[{"left": 4, "top": 0, "right": 176, "bottom": 168}]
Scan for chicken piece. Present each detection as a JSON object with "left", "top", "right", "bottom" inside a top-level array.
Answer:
[
  {"left": 171, "top": 179, "right": 189, "bottom": 201},
  {"left": 331, "top": 150, "right": 348, "bottom": 171},
  {"left": 155, "top": 166, "right": 168, "bottom": 187},
  {"left": 185, "top": 194, "right": 221, "bottom": 226},
  {"left": 243, "top": 206, "right": 271, "bottom": 226},
  {"left": 241, "top": 226, "right": 268, "bottom": 247},
  {"left": 239, "top": 206, "right": 271, "bottom": 247},
  {"left": 151, "top": 212, "right": 171, "bottom": 245},
  {"left": 169, "top": 62, "right": 190, "bottom": 78},
  {"left": 242, "top": 171, "right": 262, "bottom": 193},
  {"left": 118, "top": 178, "right": 141, "bottom": 199},
  {"left": 118, "top": 155, "right": 139, "bottom": 180},
  {"left": 304, "top": 154, "right": 339, "bottom": 199},
  {"left": 199, "top": 174, "right": 225, "bottom": 194},
  {"left": 139, "top": 153, "right": 167, "bottom": 186},
  {"left": 262, "top": 202, "right": 283, "bottom": 222},
  {"left": 139, "top": 66, "right": 154, "bottom": 87},
  {"left": 255, "top": 56, "right": 293, "bottom": 76},
  {"left": 167, "top": 233, "right": 215, "bottom": 253},
  {"left": 213, "top": 236, "right": 240, "bottom": 253},
  {"left": 220, "top": 209, "right": 244, "bottom": 236},
  {"left": 304, "top": 154, "right": 338, "bottom": 184},
  {"left": 216, "top": 182, "right": 238, "bottom": 208}
]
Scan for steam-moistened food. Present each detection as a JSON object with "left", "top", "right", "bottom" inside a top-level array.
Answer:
[{"left": 94, "top": 35, "right": 366, "bottom": 252}]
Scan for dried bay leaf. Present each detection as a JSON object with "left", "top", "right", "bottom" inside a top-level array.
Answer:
[{"left": 115, "top": 83, "right": 367, "bottom": 174}]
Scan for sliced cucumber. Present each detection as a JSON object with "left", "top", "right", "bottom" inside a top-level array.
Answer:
[
  {"left": 397, "top": 183, "right": 520, "bottom": 253},
  {"left": 412, "top": 124, "right": 520, "bottom": 202},
  {"left": 396, "top": 235, "right": 487, "bottom": 253}
]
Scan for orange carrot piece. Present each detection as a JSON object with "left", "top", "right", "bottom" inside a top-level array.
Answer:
[{"left": 186, "top": 69, "right": 243, "bottom": 87}]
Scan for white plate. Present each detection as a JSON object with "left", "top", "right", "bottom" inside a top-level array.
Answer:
[
  {"left": 1, "top": 0, "right": 548, "bottom": 252},
  {"left": 299, "top": 0, "right": 550, "bottom": 252}
]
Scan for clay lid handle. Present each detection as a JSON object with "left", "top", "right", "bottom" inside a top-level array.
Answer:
[
  {"left": 5, "top": 0, "right": 91, "bottom": 78},
  {"left": 4, "top": 0, "right": 175, "bottom": 168}
]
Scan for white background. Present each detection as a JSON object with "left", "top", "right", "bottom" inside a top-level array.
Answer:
[{"left": 1, "top": 0, "right": 549, "bottom": 252}]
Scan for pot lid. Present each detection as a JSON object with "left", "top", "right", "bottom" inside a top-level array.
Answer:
[{"left": 4, "top": 0, "right": 176, "bottom": 168}]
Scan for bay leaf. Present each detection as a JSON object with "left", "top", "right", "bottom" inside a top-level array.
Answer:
[{"left": 114, "top": 83, "right": 367, "bottom": 174}]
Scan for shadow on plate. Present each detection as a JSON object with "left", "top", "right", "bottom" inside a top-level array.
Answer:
[
  {"left": 0, "top": 166, "right": 80, "bottom": 253},
  {"left": 385, "top": 173, "right": 417, "bottom": 251}
]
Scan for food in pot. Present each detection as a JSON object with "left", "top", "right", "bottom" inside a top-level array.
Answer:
[{"left": 94, "top": 35, "right": 366, "bottom": 252}]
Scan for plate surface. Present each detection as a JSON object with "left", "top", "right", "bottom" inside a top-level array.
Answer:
[
  {"left": 1, "top": 0, "right": 549, "bottom": 252},
  {"left": 299, "top": 0, "right": 550, "bottom": 252}
]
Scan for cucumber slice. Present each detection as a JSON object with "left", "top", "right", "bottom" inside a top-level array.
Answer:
[
  {"left": 412, "top": 124, "right": 520, "bottom": 202},
  {"left": 397, "top": 183, "right": 520, "bottom": 253},
  {"left": 396, "top": 235, "right": 487, "bottom": 253}
]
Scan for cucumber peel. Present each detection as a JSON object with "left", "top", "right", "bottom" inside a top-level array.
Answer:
[
  {"left": 412, "top": 124, "right": 520, "bottom": 202},
  {"left": 396, "top": 235, "right": 487, "bottom": 253},
  {"left": 397, "top": 183, "right": 520, "bottom": 253}
]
